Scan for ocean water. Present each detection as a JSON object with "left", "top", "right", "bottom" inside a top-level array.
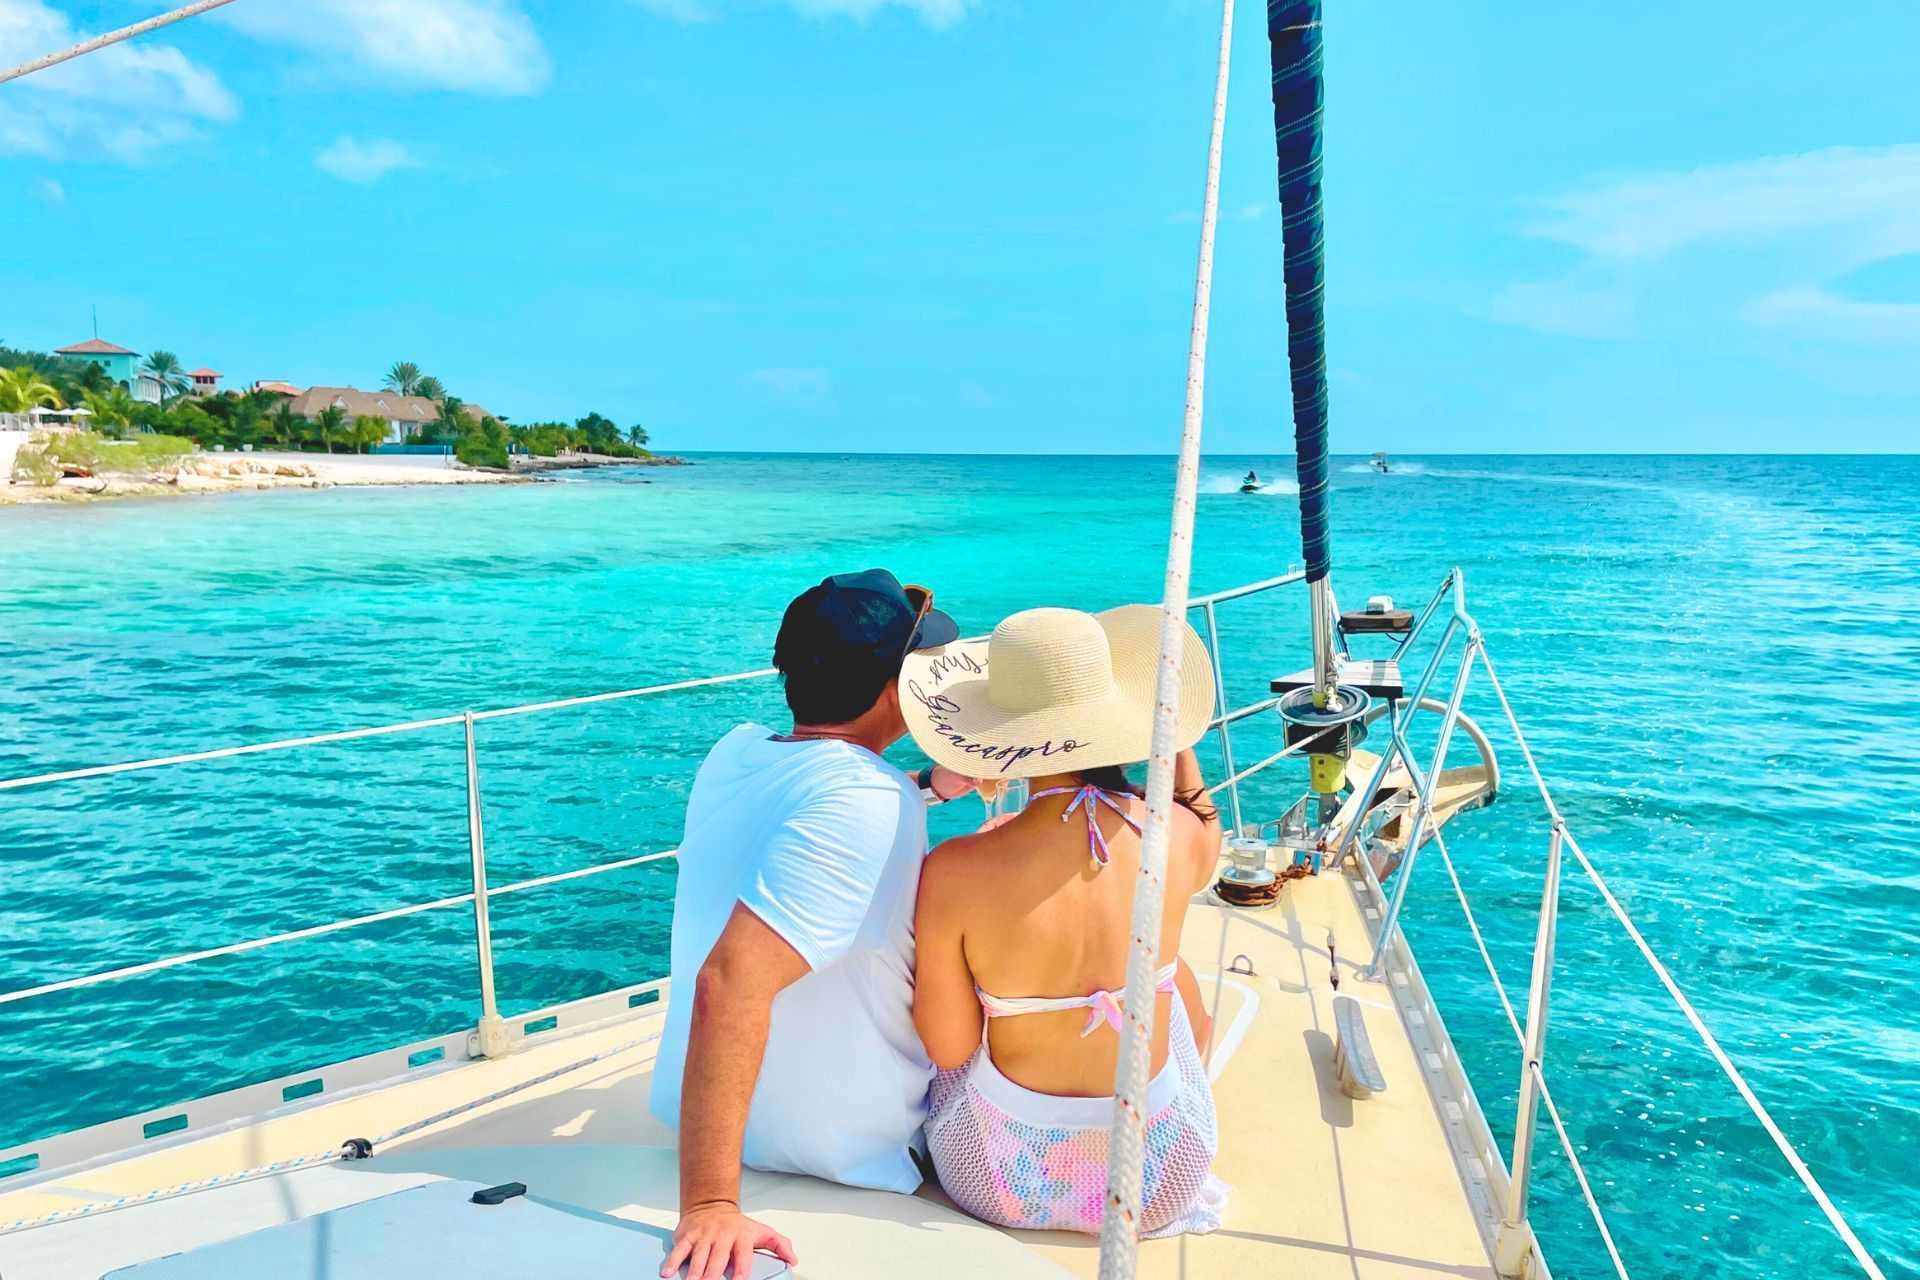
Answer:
[{"left": 1, "top": 453, "right": 1915, "bottom": 1278}]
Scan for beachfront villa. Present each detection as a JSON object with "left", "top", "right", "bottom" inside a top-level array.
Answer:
[
  {"left": 188, "top": 368, "right": 221, "bottom": 396},
  {"left": 54, "top": 338, "right": 139, "bottom": 386},
  {"left": 284, "top": 386, "right": 495, "bottom": 444},
  {"left": 253, "top": 380, "right": 301, "bottom": 397}
]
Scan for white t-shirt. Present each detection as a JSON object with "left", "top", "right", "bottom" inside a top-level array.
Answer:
[{"left": 648, "top": 724, "right": 933, "bottom": 1194}]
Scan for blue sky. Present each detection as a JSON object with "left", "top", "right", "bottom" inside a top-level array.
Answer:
[{"left": 3, "top": 0, "right": 1916, "bottom": 453}]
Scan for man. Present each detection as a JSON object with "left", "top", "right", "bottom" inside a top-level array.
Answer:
[{"left": 651, "top": 569, "right": 975, "bottom": 1280}]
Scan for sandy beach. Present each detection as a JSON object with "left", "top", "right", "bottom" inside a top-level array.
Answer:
[{"left": 0, "top": 447, "right": 676, "bottom": 506}]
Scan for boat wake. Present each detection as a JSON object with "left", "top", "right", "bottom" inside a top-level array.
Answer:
[
  {"left": 1342, "top": 459, "right": 1427, "bottom": 476},
  {"left": 1200, "top": 471, "right": 1299, "bottom": 495}
]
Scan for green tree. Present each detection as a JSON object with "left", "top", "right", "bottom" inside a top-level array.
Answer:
[
  {"left": 141, "top": 351, "right": 190, "bottom": 405},
  {"left": 311, "top": 405, "right": 348, "bottom": 453},
  {"left": 574, "top": 411, "right": 621, "bottom": 453},
  {"left": 350, "top": 414, "right": 389, "bottom": 454},
  {"left": 49, "top": 358, "right": 110, "bottom": 407},
  {"left": 414, "top": 375, "right": 445, "bottom": 402},
  {"left": 82, "top": 386, "right": 136, "bottom": 435},
  {"left": 454, "top": 414, "right": 511, "bottom": 469},
  {"left": 267, "top": 402, "right": 297, "bottom": 448},
  {"left": 383, "top": 361, "right": 424, "bottom": 396},
  {"left": 0, "top": 365, "right": 63, "bottom": 412},
  {"left": 164, "top": 402, "right": 218, "bottom": 444},
  {"left": 435, "top": 396, "right": 468, "bottom": 441},
  {"left": 626, "top": 423, "right": 649, "bottom": 449}
]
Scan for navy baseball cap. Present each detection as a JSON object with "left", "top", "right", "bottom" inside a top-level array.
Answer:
[{"left": 774, "top": 569, "right": 960, "bottom": 677}]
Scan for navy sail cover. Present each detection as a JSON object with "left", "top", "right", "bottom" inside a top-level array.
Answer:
[{"left": 1268, "top": 0, "right": 1331, "bottom": 583}]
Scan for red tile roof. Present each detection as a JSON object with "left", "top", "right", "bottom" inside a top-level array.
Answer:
[
  {"left": 253, "top": 380, "right": 301, "bottom": 396},
  {"left": 188, "top": 368, "right": 220, "bottom": 378},
  {"left": 57, "top": 338, "right": 138, "bottom": 356}
]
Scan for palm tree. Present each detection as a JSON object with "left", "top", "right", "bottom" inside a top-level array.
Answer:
[
  {"left": 383, "top": 361, "right": 424, "bottom": 396},
  {"left": 83, "top": 386, "right": 136, "bottom": 434},
  {"left": 414, "top": 375, "right": 445, "bottom": 402},
  {"left": 350, "top": 414, "right": 389, "bottom": 454},
  {"left": 268, "top": 402, "right": 297, "bottom": 448},
  {"left": 435, "top": 396, "right": 468, "bottom": 440},
  {"left": 312, "top": 405, "right": 348, "bottom": 453},
  {"left": 141, "top": 351, "right": 189, "bottom": 405},
  {"left": 627, "top": 423, "right": 650, "bottom": 448},
  {"left": 0, "top": 365, "right": 62, "bottom": 413}
]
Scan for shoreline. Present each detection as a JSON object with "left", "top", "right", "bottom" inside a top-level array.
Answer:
[{"left": 0, "top": 449, "right": 685, "bottom": 506}]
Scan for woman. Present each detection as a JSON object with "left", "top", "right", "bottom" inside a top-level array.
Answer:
[{"left": 900, "top": 604, "right": 1227, "bottom": 1237}]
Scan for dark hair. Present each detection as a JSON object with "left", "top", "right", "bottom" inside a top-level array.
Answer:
[
  {"left": 777, "top": 651, "right": 895, "bottom": 726},
  {"left": 1075, "top": 763, "right": 1218, "bottom": 826}
]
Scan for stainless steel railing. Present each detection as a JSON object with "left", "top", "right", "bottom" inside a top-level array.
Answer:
[
  {"left": 0, "top": 570, "right": 1306, "bottom": 1026},
  {"left": 0, "top": 565, "right": 1888, "bottom": 1280}
]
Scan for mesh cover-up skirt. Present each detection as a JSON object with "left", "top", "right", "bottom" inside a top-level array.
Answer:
[{"left": 926, "top": 997, "right": 1226, "bottom": 1237}]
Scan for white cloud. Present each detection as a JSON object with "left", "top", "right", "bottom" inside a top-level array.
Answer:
[
  {"left": 1484, "top": 146, "right": 1920, "bottom": 346},
  {"left": 0, "top": 0, "right": 238, "bottom": 160},
  {"left": 27, "top": 176, "right": 64, "bottom": 207},
  {"left": 218, "top": 0, "right": 550, "bottom": 94},
  {"left": 749, "top": 366, "right": 832, "bottom": 397},
  {"left": 631, "top": 0, "right": 971, "bottom": 27},
  {"left": 1518, "top": 147, "right": 1920, "bottom": 264},
  {"left": 315, "top": 135, "right": 416, "bottom": 182}
]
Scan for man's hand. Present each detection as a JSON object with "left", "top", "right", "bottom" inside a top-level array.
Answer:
[
  {"left": 662, "top": 1200, "right": 796, "bottom": 1280},
  {"left": 660, "top": 1205, "right": 794, "bottom": 1280},
  {"left": 929, "top": 764, "right": 982, "bottom": 801}
]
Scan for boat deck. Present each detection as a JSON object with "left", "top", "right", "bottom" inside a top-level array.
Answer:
[{"left": 0, "top": 867, "right": 1503, "bottom": 1280}]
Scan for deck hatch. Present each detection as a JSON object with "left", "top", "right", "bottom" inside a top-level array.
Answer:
[{"left": 101, "top": 1179, "right": 792, "bottom": 1278}]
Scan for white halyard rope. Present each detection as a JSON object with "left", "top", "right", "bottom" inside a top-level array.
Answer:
[
  {"left": 1096, "top": 0, "right": 1235, "bottom": 1273},
  {"left": 0, "top": 0, "right": 242, "bottom": 86},
  {"left": 1472, "top": 647, "right": 1888, "bottom": 1280}
]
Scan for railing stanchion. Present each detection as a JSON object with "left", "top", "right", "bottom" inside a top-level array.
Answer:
[
  {"left": 1202, "top": 601, "right": 1245, "bottom": 835},
  {"left": 1496, "top": 820, "right": 1563, "bottom": 1278},
  {"left": 464, "top": 712, "right": 510, "bottom": 1059}
]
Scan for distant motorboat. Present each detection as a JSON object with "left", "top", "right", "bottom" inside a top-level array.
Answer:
[{"left": 1371, "top": 451, "right": 1391, "bottom": 473}]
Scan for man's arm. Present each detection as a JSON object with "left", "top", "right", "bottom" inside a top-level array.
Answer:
[{"left": 663, "top": 903, "right": 806, "bottom": 1280}]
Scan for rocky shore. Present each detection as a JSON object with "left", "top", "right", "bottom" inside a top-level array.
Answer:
[{"left": 1, "top": 448, "right": 685, "bottom": 506}]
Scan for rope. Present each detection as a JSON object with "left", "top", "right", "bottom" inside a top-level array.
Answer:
[
  {"left": 1433, "top": 830, "right": 1630, "bottom": 1278},
  {"left": 0, "top": 0, "right": 242, "bottom": 86},
  {"left": 0, "top": 1030, "right": 661, "bottom": 1235},
  {"left": 0, "top": 849, "right": 678, "bottom": 1007},
  {"left": 1096, "top": 0, "right": 1234, "bottom": 1273},
  {"left": 1472, "top": 648, "right": 1888, "bottom": 1280}
]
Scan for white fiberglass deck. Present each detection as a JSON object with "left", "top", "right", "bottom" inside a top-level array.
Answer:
[{"left": 0, "top": 867, "right": 1503, "bottom": 1280}]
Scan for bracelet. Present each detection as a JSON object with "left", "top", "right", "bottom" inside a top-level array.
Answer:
[{"left": 916, "top": 766, "right": 944, "bottom": 802}]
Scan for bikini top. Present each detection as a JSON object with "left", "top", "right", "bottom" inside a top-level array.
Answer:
[
  {"left": 974, "top": 784, "right": 1171, "bottom": 1038},
  {"left": 1027, "top": 783, "right": 1142, "bottom": 870},
  {"left": 978, "top": 964, "right": 1181, "bottom": 1039}
]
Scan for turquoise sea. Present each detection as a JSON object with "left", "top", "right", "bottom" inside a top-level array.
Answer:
[{"left": 1, "top": 453, "right": 1915, "bottom": 1278}]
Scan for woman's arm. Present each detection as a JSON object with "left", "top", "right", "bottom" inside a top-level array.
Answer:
[
  {"left": 912, "top": 844, "right": 985, "bottom": 1071},
  {"left": 1173, "top": 747, "right": 1223, "bottom": 900}
]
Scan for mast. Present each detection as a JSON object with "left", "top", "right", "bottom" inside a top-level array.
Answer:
[{"left": 1268, "top": 0, "right": 1337, "bottom": 707}]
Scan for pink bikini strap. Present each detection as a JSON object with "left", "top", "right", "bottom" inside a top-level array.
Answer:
[
  {"left": 977, "top": 963, "right": 1181, "bottom": 1037},
  {"left": 1027, "top": 784, "right": 1142, "bottom": 869}
]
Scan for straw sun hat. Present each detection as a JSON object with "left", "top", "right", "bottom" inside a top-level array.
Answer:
[{"left": 900, "top": 605, "right": 1216, "bottom": 779}]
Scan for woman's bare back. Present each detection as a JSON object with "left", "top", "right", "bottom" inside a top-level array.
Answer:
[{"left": 927, "top": 788, "right": 1214, "bottom": 1097}]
